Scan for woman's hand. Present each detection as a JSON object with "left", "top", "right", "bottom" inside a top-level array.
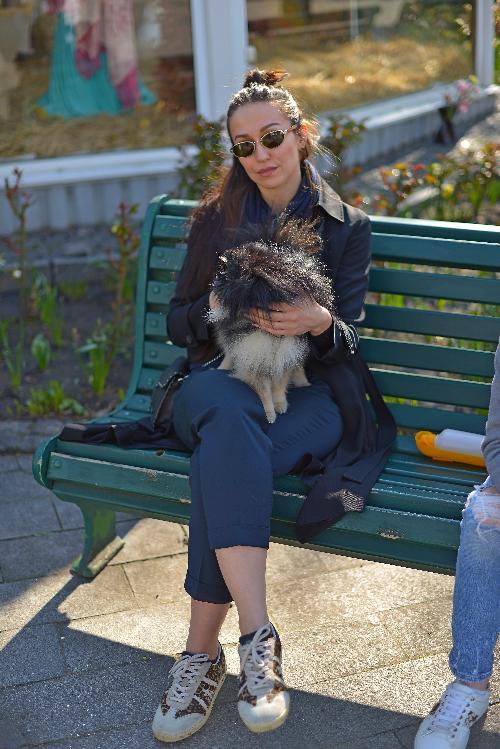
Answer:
[{"left": 248, "top": 301, "right": 332, "bottom": 337}]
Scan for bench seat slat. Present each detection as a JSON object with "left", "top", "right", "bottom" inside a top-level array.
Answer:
[
  {"left": 362, "top": 305, "right": 500, "bottom": 343},
  {"left": 53, "top": 479, "right": 459, "bottom": 573},
  {"left": 52, "top": 443, "right": 478, "bottom": 518},
  {"left": 359, "top": 338, "right": 495, "bottom": 377},
  {"left": 372, "top": 233, "right": 500, "bottom": 270},
  {"left": 47, "top": 453, "right": 460, "bottom": 550},
  {"left": 369, "top": 267, "right": 499, "bottom": 303}
]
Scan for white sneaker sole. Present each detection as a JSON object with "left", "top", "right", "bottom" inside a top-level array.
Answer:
[
  {"left": 152, "top": 672, "right": 226, "bottom": 743},
  {"left": 239, "top": 702, "right": 290, "bottom": 734}
]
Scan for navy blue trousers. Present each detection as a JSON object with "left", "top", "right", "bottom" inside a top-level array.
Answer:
[{"left": 173, "top": 366, "right": 343, "bottom": 603}]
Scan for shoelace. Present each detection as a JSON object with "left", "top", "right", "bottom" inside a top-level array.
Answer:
[
  {"left": 167, "top": 653, "right": 218, "bottom": 709},
  {"left": 238, "top": 624, "right": 285, "bottom": 698},
  {"left": 429, "top": 687, "right": 473, "bottom": 734}
]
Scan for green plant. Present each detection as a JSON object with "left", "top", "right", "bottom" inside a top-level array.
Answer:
[
  {"left": 59, "top": 279, "right": 88, "bottom": 302},
  {"left": 0, "top": 320, "right": 23, "bottom": 389},
  {"left": 321, "top": 114, "right": 366, "bottom": 199},
  {"left": 25, "top": 380, "right": 85, "bottom": 418},
  {"left": 32, "top": 273, "right": 63, "bottom": 346},
  {"left": 77, "top": 320, "right": 113, "bottom": 396},
  {"left": 1, "top": 168, "right": 33, "bottom": 388},
  {"left": 177, "top": 116, "right": 225, "bottom": 200},
  {"left": 31, "top": 332, "right": 51, "bottom": 371},
  {"left": 424, "top": 142, "right": 499, "bottom": 222},
  {"left": 370, "top": 162, "right": 428, "bottom": 216}
]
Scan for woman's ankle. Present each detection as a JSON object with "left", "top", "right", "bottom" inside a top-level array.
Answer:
[{"left": 184, "top": 637, "right": 220, "bottom": 661}]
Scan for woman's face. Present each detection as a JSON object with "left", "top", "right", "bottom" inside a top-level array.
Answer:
[{"left": 228, "top": 101, "right": 305, "bottom": 196}]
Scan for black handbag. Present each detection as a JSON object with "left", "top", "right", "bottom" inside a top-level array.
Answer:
[{"left": 150, "top": 355, "right": 190, "bottom": 429}]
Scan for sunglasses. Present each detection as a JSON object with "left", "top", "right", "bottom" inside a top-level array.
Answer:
[{"left": 230, "top": 127, "right": 295, "bottom": 158}]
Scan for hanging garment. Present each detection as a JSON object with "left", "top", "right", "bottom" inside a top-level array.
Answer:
[{"left": 39, "top": 1, "right": 156, "bottom": 117}]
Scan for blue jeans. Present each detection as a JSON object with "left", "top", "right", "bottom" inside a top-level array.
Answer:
[
  {"left": 172, "top": 366, "right": 343, "bottom": 603},
  {"left": 449, "top": 477, "right": 500, "bottom": 681}
]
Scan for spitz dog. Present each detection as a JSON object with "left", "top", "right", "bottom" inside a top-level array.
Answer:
[{"left": 208, "top": 219, "right": 335, "bottom": 423}]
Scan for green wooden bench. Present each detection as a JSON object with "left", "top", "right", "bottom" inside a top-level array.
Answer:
[{"left": 32, "top": 196, "right": 500, "bottom": 578}]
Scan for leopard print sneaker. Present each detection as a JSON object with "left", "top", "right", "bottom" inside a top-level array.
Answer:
[
  {"left": 237, "top": 622, "right": 289, "bottom": 733},
  {"left": 152, "top": 643, "right": 226, "bottom": 743}
]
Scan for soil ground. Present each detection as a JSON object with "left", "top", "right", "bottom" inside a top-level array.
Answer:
[{"left": 0, "top": 261, "right": 134, "bottom": 421}]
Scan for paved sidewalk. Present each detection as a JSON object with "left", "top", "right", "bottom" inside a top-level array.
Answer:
[{"left": 0, "top": 420, "right": 498, "bottom": 749}]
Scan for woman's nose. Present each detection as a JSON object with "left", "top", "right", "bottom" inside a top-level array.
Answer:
[{"left": 254, "top": 141, "right": 270, "bottom": 161}]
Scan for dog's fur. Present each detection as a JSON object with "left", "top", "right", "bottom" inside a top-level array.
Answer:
[{"left": 208, "top": 219, "right": 335, "bottom": 423}]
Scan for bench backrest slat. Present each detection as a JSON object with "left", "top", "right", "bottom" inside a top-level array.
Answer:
[
  {"left": 359, "top": 338, "right": 494, "bottom": 377},
  {"left": 372, "top": 233, "right": 500, "bottom": 270},
  {"left": 369, "top": 268, "right": 498, "bottom": 304},
  {"left": 363, "top": 305, "right": 500, "bottom": 343}
]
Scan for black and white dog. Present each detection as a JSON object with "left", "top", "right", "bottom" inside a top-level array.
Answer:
[{"left": 208, "top": 219, "right": 335, "bottom": 423}]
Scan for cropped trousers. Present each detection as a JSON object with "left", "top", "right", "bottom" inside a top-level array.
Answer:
[{"left": 172, "top": 364, "right": 343, "bottom": 603}]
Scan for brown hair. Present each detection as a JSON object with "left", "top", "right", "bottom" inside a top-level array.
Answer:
[{"left": 176, "top": 68, "right": 321, "bottom": 303}]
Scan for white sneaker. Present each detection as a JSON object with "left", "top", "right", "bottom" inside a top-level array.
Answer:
[
  {"left": 152, "top": 644, "right": 226, "bottom": 743},
  {"left": 414, "top": 681, "right": 490, "bottom": 749},
  {"left": 237, "top": 622, "right": 290, "bottom": 733}
]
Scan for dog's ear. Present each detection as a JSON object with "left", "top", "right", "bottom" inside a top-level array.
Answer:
[{"left": 273, "top": 216, "right": 322, "bottom": 255}]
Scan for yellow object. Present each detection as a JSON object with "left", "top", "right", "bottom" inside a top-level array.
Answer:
[{"left": 415, "top": 431, "right": 486, "bottom": 467}]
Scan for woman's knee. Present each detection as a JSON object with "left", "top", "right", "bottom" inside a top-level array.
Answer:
[
  {"left": 459, "top": 486, "right": 500, "bottom": 564},
  {"left": 464, "top": 486, "right": 500, "bottom": 530}
]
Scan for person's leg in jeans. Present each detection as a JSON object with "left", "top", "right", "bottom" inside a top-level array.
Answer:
[
  {"left": 414, "top": 480, "right": 500, "bottom": 749},
  {"left": 153, "top": 367, "right": 342, "bottom": 740}
]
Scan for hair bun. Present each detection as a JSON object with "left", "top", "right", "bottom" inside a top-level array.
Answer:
[{"left": 243, "top": 68, "right": 288, "bottom": 88}]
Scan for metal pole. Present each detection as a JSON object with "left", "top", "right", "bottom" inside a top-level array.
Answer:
[{"left": 475, "top": 0, "right": 494, "bottom": 86}]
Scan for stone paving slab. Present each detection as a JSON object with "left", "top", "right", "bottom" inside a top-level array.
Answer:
[
  {"left": 268, "top": 562, "right": 454, "bottom": 633},
  {"left": 0, "top": 565, "right": 136, "bottom": 631},
  {"left": 122, "top": 554, "right": 190, "bottom": 607},
  {"left": 0, "top": 623, "right": 64, "bottom": 688},
  {"left": 109, "top": 519, "right": 187, "bottom": 566},
  {"left": 397, "top": 704, "right": 500, "bottom": 749},
  {"left": 0, "top": 470, "right": 56, "bottom": 504},
  {"left": 265, "top": 541, "right": 366, "bottom": 585},
  {"left": 0, "top": 420, "right": 63, "bottom": 454},
  {"left": 0, "top": 528, "right": 87, "bottom": 581},
  {"left": 0, "top": 498, "right": 61, "bottom": 541},
  {"left": 58, "top": 602, "right": 239, "bottom": 676}
]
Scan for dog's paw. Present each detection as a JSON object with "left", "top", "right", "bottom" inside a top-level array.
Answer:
[
  {"left": 265, "top": 409, "right": 277, "bottom": 423},
  {"left": 274, "top": 399, "right": 288, "bottom": 414}
]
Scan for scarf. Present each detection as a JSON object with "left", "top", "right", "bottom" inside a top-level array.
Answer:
[{"left": 243, "top": 161, "right": 321, "bottom": 228}]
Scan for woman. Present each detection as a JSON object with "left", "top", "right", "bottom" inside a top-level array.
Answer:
[
  {"left": 152, "top": 68, "right": 393, "bottom": 743},
  {"left": 414, "top": 338, "right": 500, "bottom": 749}
]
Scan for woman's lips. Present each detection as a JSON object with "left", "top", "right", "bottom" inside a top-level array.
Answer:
[{"left": 257, "top": 166, "right": 277, "bottom": 176}]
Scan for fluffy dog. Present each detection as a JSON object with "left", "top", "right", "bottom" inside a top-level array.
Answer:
[{"left": 207, "top": 219, "right": 335, "bottom": 423}]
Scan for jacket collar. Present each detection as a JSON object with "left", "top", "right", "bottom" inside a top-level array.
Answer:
[{"left": 317, "top": 178, "right": 344, "bottom": 222}]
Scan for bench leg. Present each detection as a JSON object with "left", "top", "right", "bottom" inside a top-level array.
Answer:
[{"left": 71, "top": 503, "right": 124, "bottom": 579}]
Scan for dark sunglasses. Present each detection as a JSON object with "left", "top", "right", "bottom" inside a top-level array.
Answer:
[{"left": 230, "top": 127, "right": 295, "bottom": 158}]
